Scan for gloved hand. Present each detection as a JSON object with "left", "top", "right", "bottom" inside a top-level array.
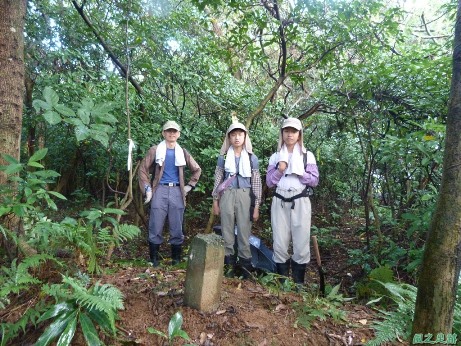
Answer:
[
  {"left": 144, "top": 186, "right": 152, "bottom": 204},
  {"left": 184, "top": 184, "right": 193, "bottom": 196}
]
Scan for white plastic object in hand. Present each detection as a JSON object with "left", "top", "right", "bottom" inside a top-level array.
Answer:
[{"left": 144, "top": 190, "right": 152, "bottom": 204}]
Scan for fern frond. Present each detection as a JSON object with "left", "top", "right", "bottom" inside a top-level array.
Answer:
[
  {"left": 0, "top": 255, "right": 58, "bottom": 296},
  {"left": 61, "top": 277, "right": 124, "bottom": 315},
  {"left": 115, "top": 224, "right": 141, "bottom": 242},
  {"left": 366, "top": 282, "right": 416, "bottom": 346}
]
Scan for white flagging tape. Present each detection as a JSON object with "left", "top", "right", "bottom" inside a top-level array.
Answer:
[{"left": 127, "top": 139, "right": 135, "bottom": 171}]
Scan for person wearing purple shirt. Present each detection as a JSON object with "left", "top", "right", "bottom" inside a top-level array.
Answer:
[{"left": 266, "top": 117, "right": 319, "bottom": 286}]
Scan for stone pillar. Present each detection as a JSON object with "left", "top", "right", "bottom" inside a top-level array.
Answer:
[{"left": 183, "top": 233, "right": 224, "bottom": 312}]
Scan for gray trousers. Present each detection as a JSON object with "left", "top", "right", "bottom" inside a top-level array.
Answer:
[
  {"left": 271, "top": 187, "right": 312, "bottom": 264},
  {"left": 148, "top": 185, "right": 185, "bottom": 245},
  {"left": 220, "top": 188, "right": 252, "bottom": 259}
]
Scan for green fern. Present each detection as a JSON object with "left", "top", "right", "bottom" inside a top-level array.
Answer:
[
  {"left": 365, "top": 282, "right": 417, "bottom": 346},
  {"left": 0, "top": 254, "right": 58, "bottom": 299},
  {"left": 36, "top": 275, "right": 125, "bottom": 345},
  {"left": 0, "top": 300, "right": 46, "bottom": 346}
]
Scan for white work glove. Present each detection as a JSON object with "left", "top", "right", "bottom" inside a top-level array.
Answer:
[
  {"left": 184, "top": 184, "right": 193, "bottom": 196},
  {"left": 144, "top": 186, "right": 152, "bottom": 204}
]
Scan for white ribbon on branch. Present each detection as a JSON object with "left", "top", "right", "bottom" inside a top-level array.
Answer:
[{"left": 127, "top": 138, "right": 135, "bottom": 171}]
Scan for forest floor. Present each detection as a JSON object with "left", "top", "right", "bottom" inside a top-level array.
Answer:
[
  {"left": 3, "top": 209, "right": 407, "bottom": 346},
  {"left": 98, "top": 213, "right": 406, "bottom": 346}
]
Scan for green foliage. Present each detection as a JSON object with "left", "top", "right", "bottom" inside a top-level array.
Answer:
[
  {"left": 356, "top": 265, "right": 395, "bottom": 300},
  {"left": 147, "top": 311, "right": 193, "bottom": 346},
  {"left": 365, "top": 282, "right": 417, "bottom": 346},
  {"left": 293, "top": 284, "right": 352, "bottom": 330},
  {"left": 0, "top": 300, "right": 46, "bottom": 346},
  {"left": 0, "top": 255, "right": 58, "bottom": 307},
  {"left": 33, "top": 87, "right": 117, "bottom": 148},
  {"left": 34, "top": 276, "right": 124, "bottom": 346},
  {"left": 0, "top": 149, "right": 65, "bottom": 218}
]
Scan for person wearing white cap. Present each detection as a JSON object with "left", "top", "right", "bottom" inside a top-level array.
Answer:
[
  {"left": 266, "top": 117, "right": 319, "bottom": 286},
  {"left": 139, "top": 120, "right": 201, "bottom": 266},
  {"left": 211, "top": 121, "right": 262, "bottom": 278}
]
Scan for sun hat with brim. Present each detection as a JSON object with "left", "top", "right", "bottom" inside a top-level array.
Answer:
[
  {"left": 219, "top": 122, "right": 253, "bottom": 155},
  {"left": 278, "top": 117, "right": 306, "bottom": 153},
  {"left": 162, "top": 120, "right": 181, "bottom": 131},
  {"left": 281, "top": 117, "right": 302, "bottom": 131}
]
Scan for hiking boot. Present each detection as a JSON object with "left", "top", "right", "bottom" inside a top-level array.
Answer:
[
  {"left": 171, "top": 244, "right": 182, "bottom": 265},
  {"left": 238, "top": 257, "right": 253, "bottom": 280},
  {"left": 291, "top": 260, "right": 307, "bottom": 286},
  {"left": 224, "top": 255, "right": 236, "bottom": 278},
  {"left": 149, "top": 243, "right": 160, "bottom": 267},
  {"left": 276, "top": 259, "right": 290, "bottom": 283}
]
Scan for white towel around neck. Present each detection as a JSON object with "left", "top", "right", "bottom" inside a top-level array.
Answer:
[
  {"left": 224, "top": 146, "right": 252, "bottom": 178},
  {"left": 279, "top": 143, "right": 305, "bottom": 175},
  {"left": 155, "top": 140, "right": 186, "bottom": 167}
]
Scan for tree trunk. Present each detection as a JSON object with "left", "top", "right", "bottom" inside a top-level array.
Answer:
[
  {"left": 0, "top": 0, "right": 26, "bottom": 187},
  {"left": 412, "top": 0, "right": 461, "bottom": 339}
]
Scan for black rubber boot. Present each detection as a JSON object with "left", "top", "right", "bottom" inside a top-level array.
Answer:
[
  {"left": 238, "top": 257, "right": 253, "bottom": 280},
  {"left": 276, "top": 259, "right": 291, "bottom": 280},
  {"left": 224, "top": 255, "right": 236, "bottom": 278},
  {"left": 149, "top": 243, "right": 160, "bottom": 267},
  {"left": 291, "top": 260, "right": 307, "bottom": 285},
  {"left": 171, "top": 244, "right": 182, "bottom": 265}
]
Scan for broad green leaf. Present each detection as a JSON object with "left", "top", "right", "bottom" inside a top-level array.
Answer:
[
  {"left": 0, "top": 207, "right": 11, "bottom": 217},
  {"left": 34, "top": 170, "right": 61, "bottom": 178},
  {"left": 85, "top": 210, "right": 102, "bottom": 221},
  {"left": 48, "top": 191, "right": 67, "bottom": 200},
  {"left": 79, "top": 313, "right": 102, "bottom": 346},
  {"left": 43, "top": 111, "right": 62, "bottom": 125},
  {"left": 37, "top": 302, "right": 74, "bottom": 324},
  {"left": 43, "top": 87, "right": 59, "bottom": 107},
  {"left": 102, "top": 208, "right": 125, "bottom": 215},
  {"left": 77, "top": 108, "right": 91, "bottom": 125},
  {"left": 29, "top": 148, "right": 48, "bottom": 163},
  {"left": 147, "top": 327, "right": 167, "bottom": 338},
  {"left": 99, "top": 113, "right": 118, "bottom": 124},
  {"left": 56, "top": 312, "right": 77, "bottom": 346},
  {"left": 1, "top": 154, "right": 19, "bottom": 164},
  {"left": 35, "top": 310, "right": 76, "bottom": 346},
  {"left": 24, "top": 187, "right": 32, "bottom": 197},
  {"left": 87, "top": 309, "right": 115, "bottom": 334},
  {"left": 64, "top": 118, "right": 84, "bottom": 126},
  {"left": 4, "top": 164, "right": 23, "bottom": 175},
  {"left": 89, "top": 130, "right": 109, "bottom": 148},
  {"left": 75, "top": 125, "right": 90, "bottom": 142},
  {"left": 28, "top": 161, "right": 45, "bottom": 168},
  {"left": 91, "top": 103, "right": 114, "bottom": 116},
  {"left": 55, "top": 104, "right": 76, "bottom": 118},
  {"left": 175, "top": 329, "right": 191, "bottom": 341},
  {"left": 168, "top": 312, "right": 183, "bottom": 339},
  {"left": 33, "top": 99, "right": 52, "bottom": 112}
]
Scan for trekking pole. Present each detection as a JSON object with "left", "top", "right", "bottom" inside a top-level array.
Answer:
[{"left": 311, "top": 235, "right": 326, "bottom": 296}]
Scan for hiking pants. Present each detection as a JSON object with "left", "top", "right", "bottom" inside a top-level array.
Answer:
[
  {"left": 220, "top": 188, "right": 252, "bottom": 259},
  {"left": 271, "top": 187, "right": 311, "bottom": 264},
  {"left": 148, "top": 185, "right": 185, "bottom": 245}
]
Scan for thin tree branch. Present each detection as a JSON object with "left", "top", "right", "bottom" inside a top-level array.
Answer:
[{"left": 71, "top": 1, "right": 144, "bottom": 97}]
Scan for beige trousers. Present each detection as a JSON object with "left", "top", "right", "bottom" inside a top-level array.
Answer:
[
  {"left": 219, "top": 188, "right": 252, "bottom": 259},
  {"left": 271, "top": 187, "right": 311, "bottom": 264}
]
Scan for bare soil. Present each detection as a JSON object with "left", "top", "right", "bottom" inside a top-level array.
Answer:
[
  {"left": 97, "top": 214, "right": 402, "bottom": 346},
  {"left": 102, "top": 263, "right": 378, "bottom": 346}
]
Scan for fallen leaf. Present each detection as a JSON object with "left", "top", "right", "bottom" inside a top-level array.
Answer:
[
  {"left": 358, "top": 319, "right": 367, "bottom": 325},
  {"left": 216, "top": 309, "right": 227, "bottom": 315},
  {"left": 199, "top": 332, "right": 206, "bottom": 345},
  {"left": 275, "top": 304, "right": 287, "bottom": 311}
]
